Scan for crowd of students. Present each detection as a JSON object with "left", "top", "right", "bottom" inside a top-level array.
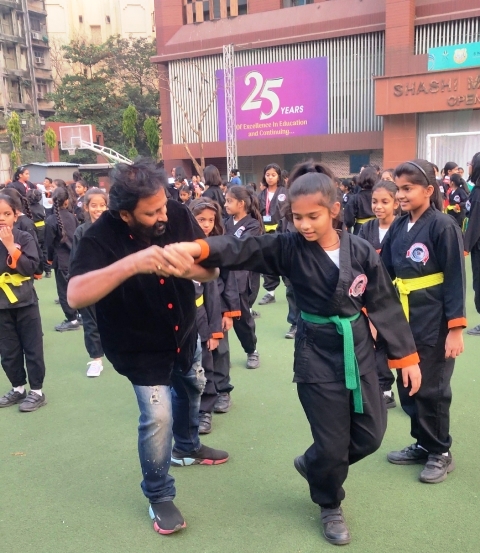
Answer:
[{"left": 0, "top": 153, "right": 478, "bottom": 546}]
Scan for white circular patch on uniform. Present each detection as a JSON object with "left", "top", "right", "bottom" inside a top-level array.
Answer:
[
  {"left": 277, "top": 194, "right": 286, "bottom": 202},
  {"left": 406, "top": 243, "right": 429, "bottom": 265},
  {"left": 234, "top": 226, "right": 246, "bottom": 238},
  {"left": 453, "top": 195, "right": 460, "bottom": 203},
  {"left": 349, "top": 274, "right": 368, "bottom": 297}
]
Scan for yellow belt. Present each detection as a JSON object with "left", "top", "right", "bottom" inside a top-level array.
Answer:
[
  {"left": 264, "top": 223, "right": 278, "bottom": 233},
  {"left": 195, "top": 294, "right": 204, "bottom": 307},
  {"left": 393, "top": 272, "right": 444, "bottom": 321},
  {"left": 356, "top": 217, "right": 375, "bottom": 225},
  {"left": 445, "top": 205, "right": 459, "bottom": 212},
  {"left": 0, "top": 273, "right": 32, "bottom": 304},
  {"left": 34, "top": 221, "right": 45, "bottom": 228}
]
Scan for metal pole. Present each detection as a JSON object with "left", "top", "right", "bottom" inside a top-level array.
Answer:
[{"left": 223, "top": 44, "right": 237, "bottom": 179}]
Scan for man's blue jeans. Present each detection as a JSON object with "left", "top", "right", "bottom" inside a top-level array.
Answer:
[{"left": 132, "top": 342, "right": 206, "bottom": 503}]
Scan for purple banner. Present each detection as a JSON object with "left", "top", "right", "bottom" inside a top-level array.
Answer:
[{"left": 217, "top": 57, "right": 328, "bottom": 141}]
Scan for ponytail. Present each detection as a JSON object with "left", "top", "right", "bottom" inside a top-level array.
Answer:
[
  {"left": 52, "top": 187, "right": 69, "bottom": 243},
  {"left": 20, "top": 194, "right": 33, "bottom": 220},
  {"left": 394, "top": 159, "right": 443, "bottom": 211},
  {"left": 227, "top": 185, "right": 264, "bottom": 233}
]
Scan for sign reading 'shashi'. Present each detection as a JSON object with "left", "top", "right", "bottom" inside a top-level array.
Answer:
[{"left": 217, "top": 58, "right": 329, "bottom": 141}]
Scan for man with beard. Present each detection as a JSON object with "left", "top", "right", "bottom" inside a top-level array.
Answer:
[{"left": 67, "top": 159, "right": 228, "bottom": 535}]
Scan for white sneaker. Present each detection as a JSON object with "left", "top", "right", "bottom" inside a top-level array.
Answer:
[{"left": 86, "top": 360, "right": 103, "bottom": 378}]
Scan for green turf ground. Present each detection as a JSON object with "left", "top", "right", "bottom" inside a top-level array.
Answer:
[{"left": 1, "top": 268, "right": 479, "bottom": 553}]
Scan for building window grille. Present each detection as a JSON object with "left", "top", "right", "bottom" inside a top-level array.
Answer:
[{"left": 184, "top": 0, "right": 247, "bottom": 24}]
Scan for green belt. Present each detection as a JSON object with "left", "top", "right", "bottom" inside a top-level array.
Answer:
[{"left": 300, "top": 311, "right": 363, "bottom": 413}]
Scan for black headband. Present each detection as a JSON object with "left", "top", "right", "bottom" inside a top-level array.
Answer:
[{"left": 406, "top": 161, "right": 430, "bottom": 185}]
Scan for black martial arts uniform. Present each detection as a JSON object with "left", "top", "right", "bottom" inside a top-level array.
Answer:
[
  {"left": 195, "top": 230, "right": 418, "bottom": 508},
  {"left": 195, "top": 279, "right": 224, "bottom": 414},
  {"left": 71, "top": 221, "right": 104, "bottom": 359},
  {"left": 45, "top": 208, "right": 78, "bottom": 322},
  {"left": 464, "top": 184, "right": 480, "bottom": 314},
  {"left": 258, "top": 185, "right": 288, "bottom": 293},
  {"left": 276, "top": 216, "right": 300, "bottom": 326},
  {"left": 14, "top": 214, "right": 43, "bottom": 277},
  {"left": 358, "top": 218, "right": 396, "bottom": 393},
  {"left": 381, "top": 205, "right": 466, "bottom": 454},
  {"left": 224, "top": 214, "right": 261, "bottom": 355},
  {"left": 29, "top": 202, "right": 48, "bottom": 275},
  {"left": 0, "top": 228, "right": 45, "bottom": 390},
  {"left": 445, "top": 187, "right": 468, "bottom": 228},
  {"left": 343, "top": 189, "right": 374, "bottom": 235}
]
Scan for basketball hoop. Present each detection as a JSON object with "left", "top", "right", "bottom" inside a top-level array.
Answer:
[{"left": 67, "top": 148, "right": 76, "bottom": 156}]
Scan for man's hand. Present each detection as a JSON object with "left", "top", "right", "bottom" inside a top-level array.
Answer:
[
  {"left": 0, "top": 226, "right": 15, "bottom": 252},
  {"left": 207, "top": 337, "right": 219, "bottom": 351},
  {"left": 400, "top": 364, "right": 422, "bottom": 396},
  {"left": 222, "top": 316, "right": 233, "bottom": 332},
  {"left": 161, "top": 246, "right": 195, "bottom": 278},
  {"left": 445, "top": 328, "right": 464, "bottom": 358}
]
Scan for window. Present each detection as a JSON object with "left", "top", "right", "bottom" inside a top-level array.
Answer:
[
  {"left": 79, "top": 15, "right": 83, "bottom": 23},
  {"left": 283, "top": 0, "right": 313, "bottom": 6},
  {"left": 106, "top": 16, "right": 111, "bottom": 24},
  {"left": 30, "top": 17, "right": 41, "bottom": 32},
  {"left": 185, "top": 0, "right": 247, "bottom": 24},
  {"left": 350, "top": 154, "right": 370, "bottom": 174},
  {"left": 90, "top": 25, "right": 102, "bottom": 44}
]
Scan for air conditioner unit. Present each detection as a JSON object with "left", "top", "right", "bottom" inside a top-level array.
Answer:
[
  {"left": 31, "top": 31, "right": 42, "bottom": 40},
  {"left": 35, "top": 56, "right": 44, "bottom": 64}
]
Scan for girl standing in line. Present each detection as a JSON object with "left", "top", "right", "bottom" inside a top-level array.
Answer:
[
  {"left": 0, "top": 193, "right": 46, "bottom": 412},
  {"left": 343, "top": 167, "right": 378, "bottom": 234},
  {"left": 445, "top": 173, "right": 468, "bottom": 228},
  {"left": 178, "top": 185, "right": 193, "bottom": 207},
  {"left": 188, "top": 198, "right": 239, "bottom": 433},
  {"left": 74, "top": 179, "right": 89, "bottom": 224},
  {"left": 27, "top": 189, "right": 48, "bottom": 278},
  {"left": 70, "top": 188, "right": 108, "bottom": 377},
  {"left": 224, "top": 186, "right": 263, "bottom": 369},
  {"left": 166, "top": 162, "right": 421, "bottom": 546},
  {"left": 381, "top": 159, "right": 466, "bottom": 484},
  {"left": 45, "top": 187, "right": 80, "bottom": 332},
  {"left": 359, "top": 180, "right": 399, "bottom": 409}
]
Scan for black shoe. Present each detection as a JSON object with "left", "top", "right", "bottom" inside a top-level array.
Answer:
[
  {"left": 419, "top": 453, "right": 455, "bottom": 483},
  {"left": 293, "top": 455, "right": 307, "bottom": 480},
  {"left": 171, "top": 444, "right": 229, "bottom": 467},
  {"left": 44, "top": 272, "right": 52, "bottom": 279},
  {"left": 214, "top": 392, "right": 231, "bottom": 413},
  {"left": 285, "top": 325, "right": 297, "bottom": 339},
  {"left": 149, "top": 501, "right": 186, "bottom": 535},
  {"left": 54, "top": 298, "right": 60, "bottom": 304},
  {"left": 321, "top": 507, "right": 351, "bottom": 545},
  {"left": 466, "top": 324, "right": 480, "bottom": 336},
  {"left": 0, "top": 389, "right": 27, "bottom": 408},
  {"left": 251, "top": 309, "right": 261, "bottom": 319},
  {"left": 258, "top": 293, "right": 276, "bottom": 305},
  {"left": 246, "top": 351, "right": 260, "bottom": 369},
  {"left": 198, "top": 411, "right": 212, "bottom": 434},
  {"left": 387, "top": 443, "right": 429, "bottom": 465},
  {"left": 18, "top": 391, "right": 47, "bottom": 412},
  {"left": 55, "top": 319, "right": 81, "bottom": 332},
  {"left": 384, "top": 391, "right": 396, "bottom": 409}
]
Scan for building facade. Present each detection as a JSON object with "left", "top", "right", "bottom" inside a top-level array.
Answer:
[{"left": 153, "top": 0, "right": 480, "bottom": 181}]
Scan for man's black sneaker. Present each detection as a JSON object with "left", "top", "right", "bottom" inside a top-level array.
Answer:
[
  {"left": 387, "top": 443, "right": 429, "bottom": 465},
  {"left": 149, "top": 501, "right": 186, "bottom": 535},
  {"left": 419, "top": 453, "right": 455, "bottom": 483},
  {"left": 171, "top": 444, "right": 229, "bottom": 467},
  {"left": 246, "top": 351, "right": 260, "bottom": 369},
  {"left": 55, "top": 319, "right": 81, "bottom": 332},
  {"left": 18, "top": 391, "right": 46, "bottom": 412},
  {"left": 258, "top": 293, "right": 276, "bottom": 305},
  {"left": 251, "top": 309, "right": 261, "bottom": 319},
  {"left": 467, "top": 324, "right": 480, "bottom": 336},
  {"left": 214, "top": 392, "right": 231, "bottom": 413},
  {"left": 321, "top": 507, "right": 351, "bottom": 545},
  {"left": 0, "top": 389, "right": 27, "bottom": 408},
  {"left": 294, "top": 455, "right": 307, "bottom": 480},
  {"left": 384, "top": 392, "right": 396, "bottom": 409},
  {"left": 285, "top": 325, "right": 297, "bottom": 339},
  {"left": 198, "top": 412, "right": 212, "bottom": 434}
]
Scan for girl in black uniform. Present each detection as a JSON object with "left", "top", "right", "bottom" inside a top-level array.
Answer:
[
  {"left": 189, "top": 198, "right": 239, "bottom": 433},
  {"left": 74, "top": 179, "right": 88, "bottom": 224},
  {"left": 178, "top": 185, "right": 193, "bottom": 207},
  {"left": 27, "top": 189, "right": 48, "bottom": 277},
  {"left": 46, "top": 187, "right": 79, "bottom": 332},
  {"left": 343, "top": 167, "right": 378, "bottom": 234},
  {"left": 0, "top": 194, "right": 46, "bottom": 412},
  {"left": 381, "top": 159, "right": 466, "bottom": 484},
  {"left": 168, "top": 162, "right": 421, "bottom": 546},
  {"left": 359, "top": 180, "right": 399, "bottom": 409},
  {"left": 224, "top": 186, "right": 263, "bottom": 369},
  {"left": 257, "top": 163, "right": 288, "bottom": 305},
  {"left": 445, "top": 173, "right": 468, "bottom": 228},
  {"left": 463, "top": 152, "right": 480, "bottom": 335},
  {"left": 71, "top": 188, "right": 108, "bottom": 377}
]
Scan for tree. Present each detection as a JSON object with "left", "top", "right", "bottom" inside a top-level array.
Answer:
[
  {"left": 123, "top": 104, "right": 138, "bottom": 159},
  {"left": 44, "top": 127, "right": 57, "bottom": 161},
  {"left": 159, "top": 60, "right": 216, "bottom": 180},
  {"left": 7, "top": 112, "right": 22, "bottom": 168},
  {"left": 143, "top": 116, "right": 160, "bottom": 159}
]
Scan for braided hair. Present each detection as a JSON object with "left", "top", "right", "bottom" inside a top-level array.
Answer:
[
  {"left": 52, "top": 186, "right": 69, "bottom": 243},
  {"left": 20, "top": 193, "right": 33, "bottom": 219}
]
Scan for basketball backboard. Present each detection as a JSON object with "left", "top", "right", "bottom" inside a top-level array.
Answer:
[{"left": 59, "top": 124, "right": 93, "bottom": 155}]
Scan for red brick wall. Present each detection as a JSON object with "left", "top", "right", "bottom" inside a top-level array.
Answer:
[
  {"left": 385, "top": 0, "right": 415, "bottom": 77},
  {"left": 155, "top": 0, "right": 183, "bottom": 48},
  {"left": 248, "top": 0, "right": 281, "bottom": 14},
  {"left": 383, "top": 114, "right": 417, "bottom": 169}
]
